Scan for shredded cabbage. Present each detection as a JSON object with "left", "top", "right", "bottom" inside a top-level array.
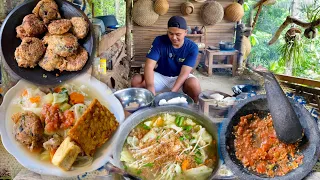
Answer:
[
  {"left": 52, "top": 92, "right": 68, "bottom": 104},
  {"left": 127, "top": 136, "right": 139, "bottom": 148},
  {"left": 69, "top": 104, "right": 87, "bottom": 122},
  {"left": 120, "top": 147, "right": 135, "bottom": 163},
  {"left": 184, "top": 166, "right": 213, "bottom": 179}
]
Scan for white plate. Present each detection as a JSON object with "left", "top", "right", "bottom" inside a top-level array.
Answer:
[{"left": 0, "top": 74, "right": 125, "bottom": 177}]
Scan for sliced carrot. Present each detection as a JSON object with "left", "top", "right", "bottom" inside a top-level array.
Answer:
[
  {"left": 0, "top": 87, "right": 3, "bottom": 94},
  {"left": 29, "top": 96, "right": 41, "bottom": 103},
  {"left": 181, "top": 159, "right": 189, "bottom": 171},
  {"left": 155, "top": 117, "right": 164, "bottom": 127},
  {"left": 69, "top": 92, "right": 84, "bottom": 104},
  {"left": 50, "top": 148, "right": 57, "bottom": 161},
  {"left": 54, "top": 87, "right": 62, "bottom": 93},
  {"left": 22, "top": 89, "right": 28, "bottom": 96}
]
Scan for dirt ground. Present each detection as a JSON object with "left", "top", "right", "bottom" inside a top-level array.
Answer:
[{"left": 193, "top": 69, "right": 255, "bottom": 96}]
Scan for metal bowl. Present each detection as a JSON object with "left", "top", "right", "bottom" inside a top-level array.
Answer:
[
  {"left": 154, "top": 92, "right": 194, "bottom": 107},
  {"left": 0, "top": 0, "right": 95, "bottom": 85},
  {"left": 220, "top": 95, "right": 320, "bottom": 180},
  {"left": 113, "top": 88, "right": 154, "bottom": 113},
  {"left": 112, "top": 105, "right": 220, "bottom": 179}
]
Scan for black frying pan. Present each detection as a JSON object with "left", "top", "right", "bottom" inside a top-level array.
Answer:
[
  {"left": 0, "top": 0, "right": 95, "bottom": 85},
  {"left": 220, "top": 95, "right": 320, "bottom": 180}
]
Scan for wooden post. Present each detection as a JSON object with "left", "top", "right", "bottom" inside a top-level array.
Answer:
[
  {"left": 234, "top": 0, "right": 245, "bottom": 74},
  {"left": 125, "top": 0, "right": 133, "bottom": 61}
]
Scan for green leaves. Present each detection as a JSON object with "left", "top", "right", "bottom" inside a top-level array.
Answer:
[
  {"left": 250, "top": 34, "right": 259, "bottom": 46},
  {"left": 243, "top": 2, "right": 250, "bottom": 12}
]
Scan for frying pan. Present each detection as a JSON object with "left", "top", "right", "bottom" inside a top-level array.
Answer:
[
  {"left": 220, "top": 95, "right": 320, "bottom": 180},
  {"left": 0, "top": 0, "right": 95, "bottom": 85}
]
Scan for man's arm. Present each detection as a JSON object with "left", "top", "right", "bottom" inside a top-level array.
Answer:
[
  {"left": 171, "top": 65, "right": 192, "bottom": 92},
  {"left": 144, "top": 58, "right": 157, "bottom": 95}
]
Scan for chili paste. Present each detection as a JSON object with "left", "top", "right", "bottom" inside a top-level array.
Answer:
[{"left": 234, "top": 113, "right": 303, "bottom": 177}]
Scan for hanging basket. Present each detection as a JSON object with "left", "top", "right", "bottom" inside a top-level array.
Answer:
[
  {"left": 154, "top": 0, "right": 169, "bottom": 16},
  {"left": 285, "top": 27, "right": 302, "bottom": 43},
  {"left": 132, "top": 0, "right": 159, "bottom": 26},
  {"left": 181, "top": 2, "right": 194, "bottom": 16},
  {"left": 201, "top": 1, "right": 224, "bottom": 25},
  {"left": 241, "top": 36, "right": 251, "bottom": 60},
  {"left": 224, "top": 2, "right": 244, "bottom": 22}
]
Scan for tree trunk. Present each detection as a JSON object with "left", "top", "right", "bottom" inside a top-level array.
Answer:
[
  {"left": 115, "top": 0, "right": 119, "bottom": 20},
  {"left": 284, "top": 0, "right": 296, "bottom": 76},
  {"left": 285, "top": 51, "right": 294, "bottom": 76},
  {"left": 125, "top": 0, "right": 133, "bottom": 61}
]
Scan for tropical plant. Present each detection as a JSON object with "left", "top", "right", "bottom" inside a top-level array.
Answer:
[
  {"left": 91, "top": 0, "right": 126, "bottom": 26},
  {"left": 243, "top": 0, "right": 320, "bottom": 80}
]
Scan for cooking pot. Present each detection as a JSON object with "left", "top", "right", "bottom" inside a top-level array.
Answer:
[
  {"left": 219, "top": 41, "right": 234, "bottom": 50},
  {"left": 112, "top": 105, "right": 220, "bottom": 179},
  {"left": 220, "top": 95, "right": 320, "bottom": 180}
]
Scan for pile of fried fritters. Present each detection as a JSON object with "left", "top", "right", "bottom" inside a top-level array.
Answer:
[{"left": 14, "top": 0, "right": 89, "bottom": 73}]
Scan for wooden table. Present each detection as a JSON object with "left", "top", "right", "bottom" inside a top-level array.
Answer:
[{"left": 205, "top": 49, "right": 238, "bottom": 76}]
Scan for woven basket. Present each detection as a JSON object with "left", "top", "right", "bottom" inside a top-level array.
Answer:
[
  {"left": 201, "top": 1, "right": 224, "bottom": 25},
  {"left": 181, "top": 2, "right": 194, "bottom": 16},
  {"left": 224, "top": 2, "right": 244, "bottom": 22},
  {"left": 241, "top": 36, "right": 251, "bottom": 60},
  {"left": 154, "top": 0, "right": 169, "bottom": 16},
  {"left": 132, "top": 0, "right": 159, "bottom": 26}
]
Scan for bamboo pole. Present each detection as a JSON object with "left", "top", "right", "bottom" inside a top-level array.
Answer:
[{"left": 125, "top": 0, "right": 133, "bottom": 61}]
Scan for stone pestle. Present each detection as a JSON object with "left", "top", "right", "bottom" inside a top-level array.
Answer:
[{"left": 264, "top": 72, "right": 304, "bottom": 144}]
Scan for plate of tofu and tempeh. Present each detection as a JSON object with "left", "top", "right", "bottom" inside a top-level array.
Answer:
[{"left": 0, "top": 74, "right": 125, "bottom": 177}]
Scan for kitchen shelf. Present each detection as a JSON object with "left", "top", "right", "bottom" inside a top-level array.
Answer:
[{"left": 186, "top": 34, "right": 205, "bottom": 37}]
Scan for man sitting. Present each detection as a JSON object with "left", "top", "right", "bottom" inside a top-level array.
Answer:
[{"left": 131, "top": 16, "right": 201, "bottom": 103}]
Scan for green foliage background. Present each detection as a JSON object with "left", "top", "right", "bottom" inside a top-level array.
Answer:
[
  {"left": 92, "top": 0, "right": 126, "bottom": 26},
  {"left": 244, "top": 0, "right": 320, "bottom": 80}
]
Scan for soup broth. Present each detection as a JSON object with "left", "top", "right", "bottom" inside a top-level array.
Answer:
[{"left": 121, "top": 113, "right": 217, "bottom": 180}]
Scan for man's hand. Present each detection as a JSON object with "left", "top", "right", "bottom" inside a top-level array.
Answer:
[
  {"left": 147, "top": 84, "right": 156, "bottom": 95},
  {"left": 171, "top": 65, "right": 193, "bottom": 92}
]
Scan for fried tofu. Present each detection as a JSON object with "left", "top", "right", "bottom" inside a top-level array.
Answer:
[
  {"left": 52, "top": 136, "right": 81, "bottom": 171},
  {"left": 68, "top": 99, "right": 119, "bottom": 156}
]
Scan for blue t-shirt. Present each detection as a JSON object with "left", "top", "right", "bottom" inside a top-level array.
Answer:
[{"left": 146, "top": 35, "right": 199, "bottom": 77}]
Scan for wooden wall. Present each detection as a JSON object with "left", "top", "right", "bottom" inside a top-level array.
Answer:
[{"left": 132, "top": 0, "right": 236, "bottom": 63}]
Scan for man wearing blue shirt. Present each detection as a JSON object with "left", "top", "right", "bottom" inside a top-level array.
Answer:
[{"left": 131, "top": 16, "right": 201, "bottom": 102}]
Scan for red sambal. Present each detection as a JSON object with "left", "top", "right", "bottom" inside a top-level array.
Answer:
[
  {"left": 40, "top": 104, "right": 75, "bottom": 133},
  {"left": 234, "top": 113, "right": 303, "bottom": 177}
]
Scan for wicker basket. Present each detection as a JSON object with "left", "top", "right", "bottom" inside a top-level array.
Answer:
[
  {"left": 224, "top": 2, "right": 244, "bottom": 22},
  {"left": 181, "top": 2, "right": 194, "bottom": 16},
  {"left": 154, "top": 0, "right": 169, "bottom": 16},
  {"left": 201, "top": 1, "right": 224, "bottom": 25},
  {"left": 132, "top": 0, "right": 159, "bottom": 26}
]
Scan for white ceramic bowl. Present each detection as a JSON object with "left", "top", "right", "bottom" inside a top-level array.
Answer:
[{"left": 0, "top": 74, "right": 125, "bottom": 177}]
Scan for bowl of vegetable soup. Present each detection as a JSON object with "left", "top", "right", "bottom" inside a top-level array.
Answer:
[{"left": 112, "top": 105, "right": 220, "bottom": 180}]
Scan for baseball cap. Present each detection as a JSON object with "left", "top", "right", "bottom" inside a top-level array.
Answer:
[{"left": 168, "top": 16, "right": 187, "bottom": 30}]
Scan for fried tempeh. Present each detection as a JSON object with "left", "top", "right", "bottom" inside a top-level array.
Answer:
[{"left": 68, "top": 99, "right": 119, "bottom": 156}]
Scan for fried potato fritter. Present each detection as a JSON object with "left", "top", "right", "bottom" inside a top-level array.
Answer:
[
  {"left": 64, "top": 47, "right": 88, "bottom": 71},
  {"left": 70, "top": 17, "right": 89, "bottom": 39},
  {"left": 39, "top": 49, "right": 67, "bottom": 71},
  {"left": 68, "top": 99, "right": 119, "bottom": 156},
  {"left": 12, "top": 111, "right": 44, "bottom": 151},
  {"left": 32, "top": 0, "right": 61, "bottom": 24},
  {"left": 45, "top": 33, "right": 79, "bottom": 57},
  {"left": 16, "top": 14, "right": 46, "bottom": 39},
  {"left": 14, "top": 37, "right": 46, "bottom": 68},
  {"left": 48, "top": 19, "right": 72, "bottom": 35}
]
